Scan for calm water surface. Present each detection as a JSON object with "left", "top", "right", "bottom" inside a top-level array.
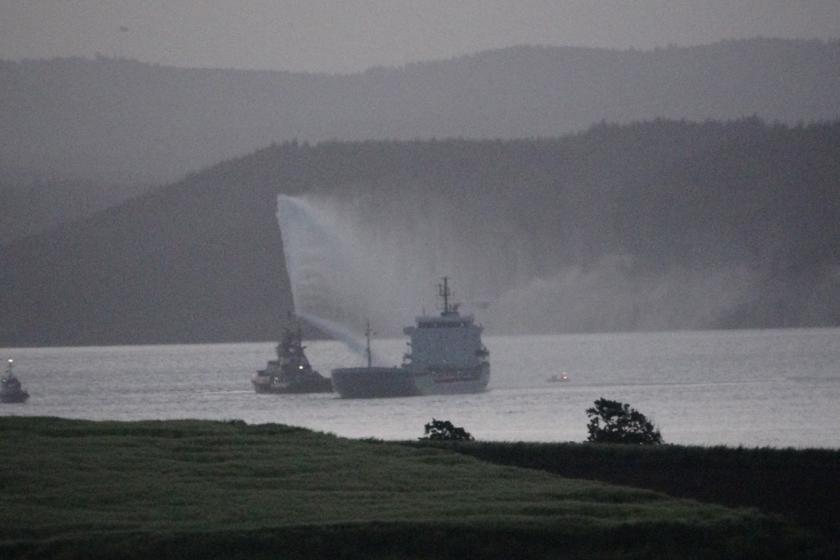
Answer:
[{"left": 2, "top": 328, "right": 839, "bottom": 448}]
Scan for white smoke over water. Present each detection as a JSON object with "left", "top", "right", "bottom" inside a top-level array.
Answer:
[
  {"left": 491, "top": 257, "right": 758, "bottom": 333},
  {"left": 276, "top": 192, "right": 469, "bottom": 335},
  {"left": 277, "top": 192, "right": 760, "bottom": 336}
]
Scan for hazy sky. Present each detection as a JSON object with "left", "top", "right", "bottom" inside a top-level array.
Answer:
[{"left": 1, "top": 1, "right": 839, "bottom": 73}]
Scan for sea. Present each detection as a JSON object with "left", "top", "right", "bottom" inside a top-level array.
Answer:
[{"left": 2, "top": 328, "right": 839, "bottom": 448}]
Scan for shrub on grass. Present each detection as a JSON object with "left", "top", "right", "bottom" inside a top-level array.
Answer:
[
  {"left": 421, "top": 419, "right": 474, "bottom": 441},
  {"left": 586, "top": 398, "right": 663, "bottom": 444}
]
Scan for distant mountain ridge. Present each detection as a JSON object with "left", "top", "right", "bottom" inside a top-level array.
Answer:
[
  {"left": 1, "top": 118, "right": 837, "bottom": 345},
  {"left": 2, "top": 38, "right": 839, "bottom": 186}
]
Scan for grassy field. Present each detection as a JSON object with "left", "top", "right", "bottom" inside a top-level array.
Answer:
[{"left": 0, "top": 417, "right": 829, "bottom": 559}]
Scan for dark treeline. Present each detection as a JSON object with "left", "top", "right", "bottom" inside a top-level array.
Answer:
[{"left": 0, "top": 118, "right": 838, "bottom": 345}]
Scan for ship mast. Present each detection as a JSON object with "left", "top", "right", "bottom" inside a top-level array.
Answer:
[
  {"left": 438, "top": 276, "right": 452, "bottom": 315},
  {"left": 365, "top": 320, "right": 373, "bottom": 368}
]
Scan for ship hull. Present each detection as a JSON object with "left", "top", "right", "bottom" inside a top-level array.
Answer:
[
  {"left": 330, "top": 367, "right": 419, "bottom": 398},
  {"left": 331, "top": 364, "right": 489, "bottom": 399},
  {"left": 413, "top": 363, "right": 490, "bottom": 395},
  {"left": 251, "top": 373, "right": 332, "bottom": 394},
  {"left": 0, "top": 390, "right": 29, "bottom": 403}
]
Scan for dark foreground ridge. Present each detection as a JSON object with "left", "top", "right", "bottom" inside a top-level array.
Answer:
[
  {"left": 410, "top": 440, "right": 840, "bottom": 541},
  {"left": 0, "top": 417, "right": 835, "bottom": 559}
]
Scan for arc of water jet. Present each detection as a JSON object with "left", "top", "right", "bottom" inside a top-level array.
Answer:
[{"left": 298, "top": 312, "right": 385, "bottom": 366}]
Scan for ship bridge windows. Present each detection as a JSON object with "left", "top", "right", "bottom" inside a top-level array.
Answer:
[{"left": 418, "top": 321, "right": 470, "bottom": 328}]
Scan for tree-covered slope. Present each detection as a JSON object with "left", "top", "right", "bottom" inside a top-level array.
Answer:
[
  {"left": 0, "top": 173, "right": 151, "bottom": 244},
  {"left": 0, "top": 119, "right": 837, "bottom": 345}
]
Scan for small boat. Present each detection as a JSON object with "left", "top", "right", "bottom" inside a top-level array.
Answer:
[
  {"left": 547, "top": 372, "right": 569, "bottom": 383},
  {"left": 1, "top": 359, "right": 29, "bottom": 403},
  {"left": 251, "top": 321, "right": 332, "bottom": 394}
]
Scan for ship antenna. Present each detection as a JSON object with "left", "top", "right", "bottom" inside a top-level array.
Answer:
[
  {"left": 365, "top": 320, "right": 374, "bottom": 368},
  {"left": 438, "top": 276, "right": 451, "bottom": 315},
  {"left": 284, "top": 310, "right": 294, "bottom": 338}
]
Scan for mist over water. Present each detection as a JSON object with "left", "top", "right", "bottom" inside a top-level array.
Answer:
[
  {"left": 276, "top": 195, "right": 362, "bottom": 324},
  {"left": 276, "top": 195, "right": 396, "bottom": 362},
  {"left": 276, "top": 193, "right": 452, "bottom": 335},
  {"left": 491, "top": 258, "right": 759, "bottom": 333},
  {"left": 276, "top": 192, "right": 760, "bottom": 336}
]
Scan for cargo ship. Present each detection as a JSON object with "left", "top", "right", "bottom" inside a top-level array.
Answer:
[{"left": 331, "top": 278, "right": 490, "bottom": 398}]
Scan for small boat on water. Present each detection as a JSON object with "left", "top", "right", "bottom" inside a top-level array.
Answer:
[
  {"left": 547, "top": 372, "right": 570, "bottom": 383},
  {"left": 251, "top": 322, "right": 332, "bottom": 394},
  {"left": 1, "top": 359, "right": 29, "bottom": 403}
]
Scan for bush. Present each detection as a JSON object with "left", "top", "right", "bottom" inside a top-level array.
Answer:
[
  {"left": 421, "top": 419, "right": 474, "bottom": 441},
  {"left": 586, "top": 398, "right": 663, "bottom": 444}
]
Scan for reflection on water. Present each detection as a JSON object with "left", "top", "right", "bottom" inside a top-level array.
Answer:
[{"left": 2, "top": 328, "right": 839, "bottom": 448}]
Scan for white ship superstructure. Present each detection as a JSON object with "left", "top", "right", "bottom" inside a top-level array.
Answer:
[{"left": 403, "top": 279, "right": 490, "bottom": 394}]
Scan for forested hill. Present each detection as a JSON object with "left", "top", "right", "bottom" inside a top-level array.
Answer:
[
  {"left": 2, "top": 38, "right": 839, "bottom": 185},
  {"left": 1, "top": 118, "right": 837, "bottom": 346},
  {"left": 0, "top": 174, "right": 151, "bottom": 244}
]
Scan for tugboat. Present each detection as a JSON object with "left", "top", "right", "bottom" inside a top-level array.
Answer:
[
  {"left": 251, "top": 321, "right": 332, "bottom": 394},
  {"left": 1, "top": 359, "right": 29, "bottom": 403},
  {"left": 331, "top": 278, "right": 490, "bottom": 398}
]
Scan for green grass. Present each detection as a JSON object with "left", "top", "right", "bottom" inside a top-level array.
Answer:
[{"left": 0, "top": 417, "right": 826, "bottom": 559}]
